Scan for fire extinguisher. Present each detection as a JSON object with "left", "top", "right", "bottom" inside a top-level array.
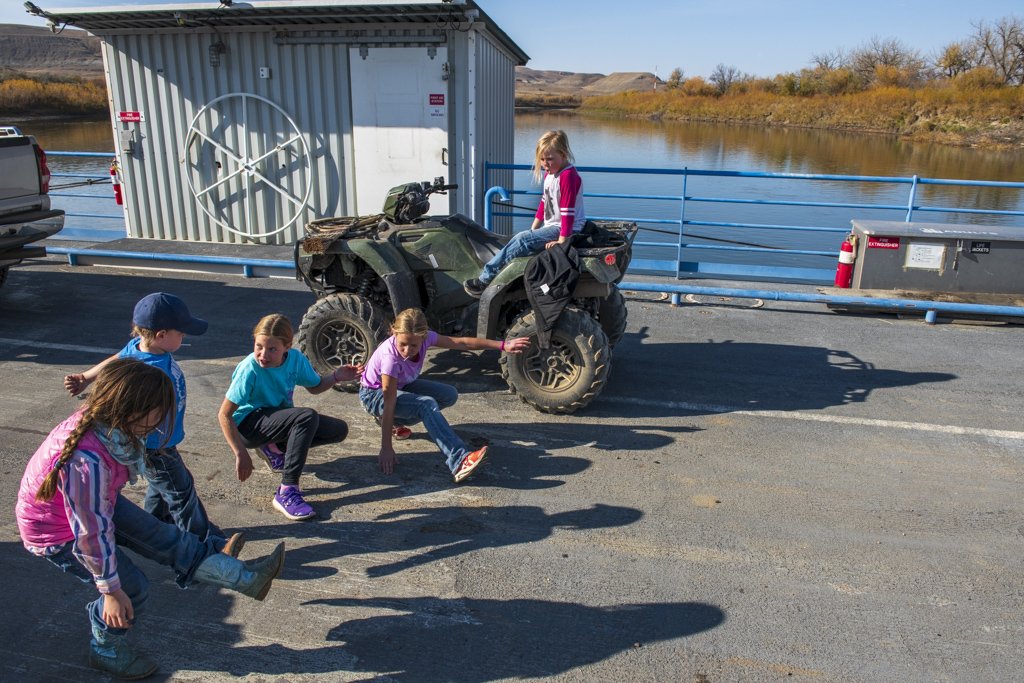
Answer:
[
  {"left": 834, "top": 234, "right": 856, "bottom": 288},
  {"left": 110, "top": 160, "right": 123, "bottom": 206}
]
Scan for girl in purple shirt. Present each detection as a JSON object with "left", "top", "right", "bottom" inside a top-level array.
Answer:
[{"left": 359, "top": 308, "right": 530, "bottom": 482}]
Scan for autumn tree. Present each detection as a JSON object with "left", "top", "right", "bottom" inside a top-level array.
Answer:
[
  {"left": 667, "top": 67, "right": 684, "bottom": 89},
  {"left": 709, "top": 63, "right": 741, "bottom": 95},
  {"left": 847, "top": 36, "right": 928, "bottom": 86},
  {"left": 968, "top": 16, "right": 1024, "bottom": 85},
  {"left": 935, "top": 41, "right": 976, "bottom": 78}
]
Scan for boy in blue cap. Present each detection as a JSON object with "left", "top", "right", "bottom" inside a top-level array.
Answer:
[{"left": 64, "top": 292, "right": 243, "bottom": 557}]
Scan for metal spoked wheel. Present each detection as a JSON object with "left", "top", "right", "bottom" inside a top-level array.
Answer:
[
  {"left": 500, "top": 307, "right": 611, "bottom": 414},
  {"left": 182, "top": 92, "right": 312, "bottom": 240},
  {"left": 522, "top": 336, "right": 584, "bottom": 393},
  {"left": 295, "top": 293, "right": 390, "bottom": 393}
]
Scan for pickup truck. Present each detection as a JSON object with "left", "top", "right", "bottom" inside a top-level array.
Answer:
[{"left": 0, "top": 126, "right": 65, "bottom": 289}]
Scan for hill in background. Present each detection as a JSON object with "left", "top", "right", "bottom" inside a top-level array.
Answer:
[{"left": 0, "top": 24, "right": 103, "bottom": 77}]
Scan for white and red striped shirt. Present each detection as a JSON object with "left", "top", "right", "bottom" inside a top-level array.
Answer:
[{"left": 535, "top": 165, "right": 585, "bottom": 238}]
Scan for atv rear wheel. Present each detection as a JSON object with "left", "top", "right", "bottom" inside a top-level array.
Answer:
[
  {"left": 296, "top": 293, "right": 389, "bottom": 392},
  {"left": 597, "top": 285, "right": 627, "bottom": 348},
  {"left": 500, "top": 308, "right": 611, "bottom": 414}
]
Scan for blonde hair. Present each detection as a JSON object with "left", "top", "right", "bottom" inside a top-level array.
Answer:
[
  {"left": 131, "top": 325, "right": 157, "bottom": 343},
  {"left": 36, "top": 358, "right": 174, "bottom": 502},
  {"left": 253, "top": 313, "right": 294, "bottom": 346},
  {"left": 532, "top": 130, "right": 575, "bottom": 182},
  {"left": 391, "top": 308, "right": 429, "bottom": 336}
]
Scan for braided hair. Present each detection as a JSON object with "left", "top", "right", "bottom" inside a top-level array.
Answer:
[{"left": 35, "top": 358, "right": 174, "bottom": 502}]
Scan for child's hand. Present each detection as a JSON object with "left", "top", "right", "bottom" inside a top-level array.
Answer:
[
  {"left": 235, "top": 450, "right": 254, "bottom": 482},
  {"left": 378, "top": 446, "right": 398, "bottom": 474},
  {"left": 64, "top": 373, "right": 90, "bottom": 396},
  {"left": 502, "top": 337, "right": 531, "bottom": 354},
  {"left": 102, "top": 589, "right": 134, "bottom": 629},
  {"left": 335, "top": 364, "right": 363, "bottom": 382}
]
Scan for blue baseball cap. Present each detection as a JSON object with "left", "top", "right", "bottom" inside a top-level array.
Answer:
[{"left": 132, "top": 292, "right": 208, "bottom": 335}]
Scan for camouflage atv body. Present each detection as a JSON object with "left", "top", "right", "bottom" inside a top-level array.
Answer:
[{"left": 294, "top": 178, "right": 636, "bottom": 414}]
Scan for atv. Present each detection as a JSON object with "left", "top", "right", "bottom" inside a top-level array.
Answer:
[{"left": 294, "top": 177, "right": 637, "bottom": 414}]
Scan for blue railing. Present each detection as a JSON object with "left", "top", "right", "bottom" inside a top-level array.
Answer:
[
  {"left": 483, "top": 163, "right": 1024, "bottom": 285},
  {"left": 47, "top": 151, "right": 126, "bottom": 241}
]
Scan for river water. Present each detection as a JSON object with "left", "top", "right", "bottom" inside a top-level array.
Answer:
[{"left": 15, "top": 114, "right": 1023, "bottom": 273}]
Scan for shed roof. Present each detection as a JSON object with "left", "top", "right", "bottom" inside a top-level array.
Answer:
[{"left": 29, "top": 0, "right": 528, "bottom": 64}]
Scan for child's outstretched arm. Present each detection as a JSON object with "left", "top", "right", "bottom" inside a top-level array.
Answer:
[
  {"left": 218, "top": 398, "right": 254, "bottom": 482},
  {"left": 63, "top": 353, "right": 119, "bottom": 395},
  {"left": 433, "top": 335, "right": 531, "bottom": 353},
  {"left": 377, "top": 374, "right": 400, "bottom": 474},
  {"left": 305, "top": 363, "right": 364, "bottom": 395}
]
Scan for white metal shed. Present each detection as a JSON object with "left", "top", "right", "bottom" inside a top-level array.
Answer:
[{"left": 38, "top": 1, "right": 527, "bottom": 244}]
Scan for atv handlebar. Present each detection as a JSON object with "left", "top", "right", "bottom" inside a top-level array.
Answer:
[{"left": 425, "top": 176, "right": 458, "bottom": 194}]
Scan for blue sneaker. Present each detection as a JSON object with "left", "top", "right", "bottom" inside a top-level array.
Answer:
[
  {"left": 273, "top": 485, "right": 316, "bottom": 521},
  {"left": 257, "top": 443, "right": 285, "bottom": 472}
]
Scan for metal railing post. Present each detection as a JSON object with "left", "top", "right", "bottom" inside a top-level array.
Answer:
[{"left": 905, "top": 174, "right": 919, "bottom": 222}]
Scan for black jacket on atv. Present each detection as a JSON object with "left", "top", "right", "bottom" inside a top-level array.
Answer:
[{"left": 524, "top": 241, "right": 581, "bottom": 349}]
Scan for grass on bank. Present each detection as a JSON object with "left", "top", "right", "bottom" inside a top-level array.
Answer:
[
  {"left": 0, "top": 75, "right": 108, "bottom": 116},
  {"left": 581, "top": 82, "right": 1024, "bottom": 148}
]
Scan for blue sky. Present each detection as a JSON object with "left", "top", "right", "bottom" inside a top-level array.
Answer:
[{"left": 4, "top": 1, "right": 1021, "bottom": 78}]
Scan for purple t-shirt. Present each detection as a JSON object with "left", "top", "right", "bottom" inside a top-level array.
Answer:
[{"left": 361, "top": 331, "right": 439, "bottom": 390}]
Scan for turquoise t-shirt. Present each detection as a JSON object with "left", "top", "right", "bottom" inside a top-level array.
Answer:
[
  {"left": 225, "top": 349, "right": 321, "bottom": 425},
  {"left": 119, "top": 337, "right": 186, "bottom": 450}
]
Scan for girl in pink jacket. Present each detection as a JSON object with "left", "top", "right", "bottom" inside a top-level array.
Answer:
[{"left": 15, "top": 359, "right": 286, "bottom": 680}]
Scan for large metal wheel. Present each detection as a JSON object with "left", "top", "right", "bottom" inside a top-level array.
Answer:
[
  {"left": 182, "top": 92, "right": 312, "bottom": 240},
  {"left": 500, "top": 307, "right": 611, "bottom": 414},
  {"left": 597, "top": 284, "right": 628, "bottom": 349},
  {"left": 296, "top": 293, "right": 389, "bottom": 392}
]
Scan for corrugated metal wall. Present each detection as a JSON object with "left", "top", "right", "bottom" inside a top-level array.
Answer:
[
  {"left": 105, "top": 28, "right": 355, "bottom": 244},
  {"left": 106, "top": 24, "right": 510, "bottom": 245},
  {"left": 474, "top": 30, "right": 516, "bottom": 235}
]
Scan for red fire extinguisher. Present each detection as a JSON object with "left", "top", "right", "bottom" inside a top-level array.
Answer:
[
  {"left": 834, "top": 234, "right": 856, "bottom": 288},
  {"left": 110, "top": 160, "right": 123, "bottom": 206}
]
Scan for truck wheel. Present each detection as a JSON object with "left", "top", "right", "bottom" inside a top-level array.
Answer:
[
  {"left": 597, "top": 285, "right": 627, "bottom": 348},
  {"left": 296, "top": 293, "right": 389, "bottom": 393},
  {"left": 0, "top": 266, "right": 8, "bottom": 290},
  {"left": 500, "top": 307, "right": 611, "bottom": 414}
]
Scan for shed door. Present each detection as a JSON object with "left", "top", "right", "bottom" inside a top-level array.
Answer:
[{"left": 350, "top": 46, "right": 449, "bottom": 215}]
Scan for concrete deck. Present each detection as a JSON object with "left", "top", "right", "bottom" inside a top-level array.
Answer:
[{"left": 1, "top": 255, "right": 1022, "bottom": 682}]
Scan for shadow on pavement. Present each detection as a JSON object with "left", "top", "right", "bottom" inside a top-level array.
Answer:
[{"left": 242, "top": 502, "right": 643, "bottom": 580}]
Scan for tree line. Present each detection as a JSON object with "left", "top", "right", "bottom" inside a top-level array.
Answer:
[{"left": 664, "top": 16, "right": 1024, "bottom": 96}]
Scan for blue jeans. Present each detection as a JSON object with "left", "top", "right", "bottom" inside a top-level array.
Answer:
[
  {"left": 479, "top": 225, "right": 561, "bottom": 283},
  {"left": 143, "top": 446, "right": 224, "bottom": 548},
  {"left": 42, "top": 494, "right": 218, "bottom": 640},
  {"left": 359, "top": 379, "right": 469, "bottom": 473}
]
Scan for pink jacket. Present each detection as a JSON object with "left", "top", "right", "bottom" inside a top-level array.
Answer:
[{"left": 15, "top": 410, "right": 130, "bottom": 593}]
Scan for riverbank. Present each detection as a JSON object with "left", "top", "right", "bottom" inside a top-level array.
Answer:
[{"left": 580, "top": 86, "right": 1024, "bottom": 150}]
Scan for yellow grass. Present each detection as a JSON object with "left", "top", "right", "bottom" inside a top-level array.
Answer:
[
  {"left": 0, "top": 77, "right": 108, "bottom": 116},
  {"left": 581, "top": 85, "right": 1024, "bottom": 148}
]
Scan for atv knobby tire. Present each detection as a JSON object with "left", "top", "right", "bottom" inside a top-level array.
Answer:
[
  {"left": 500, "top": 307, "right": 611, "bottom": 414},
  {"left": 597, "top": 285, "right": 627, "bottom": 348},
  {"left": 296, "top": 293, "right": 389, "bottom": 393}
]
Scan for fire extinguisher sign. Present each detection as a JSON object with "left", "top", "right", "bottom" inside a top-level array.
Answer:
[
  {"left": 117, "top": 111, "right": 145, "bottom": 123},
  {"left": 867, "top": 236, "right": 900, "bottom": 249}
]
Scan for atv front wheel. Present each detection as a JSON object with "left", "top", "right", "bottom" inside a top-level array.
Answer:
[
  {"left": 597, "top": 285, "right": 628, "bottom": 348},
  {"left": 500, "top": 308, "right": 611, "bottom": 414},
  {"left": 296, "top": 293, "right": 389, "bottom": 392}
]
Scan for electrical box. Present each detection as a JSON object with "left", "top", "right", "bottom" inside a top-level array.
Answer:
[{"left": 850, "top": 219, "right": 1024, "bottom": 295}]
